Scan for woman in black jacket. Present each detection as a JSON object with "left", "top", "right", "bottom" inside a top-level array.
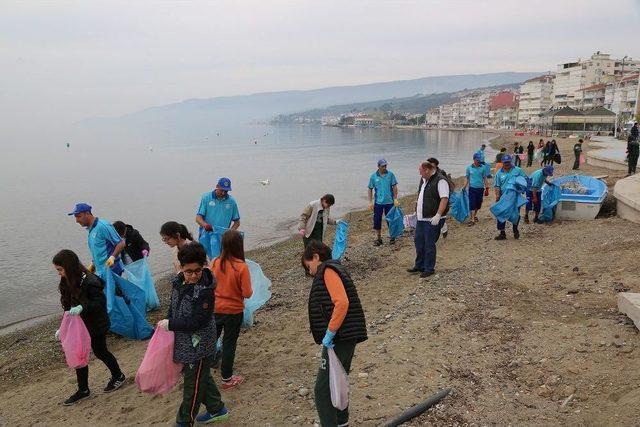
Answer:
[{"left": 53, "top": 249, "right": 125, "bottom": 406}]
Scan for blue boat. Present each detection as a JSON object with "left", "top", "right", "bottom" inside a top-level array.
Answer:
[{"left": 550, "top": 175, "right": 608, "bottom": 220}]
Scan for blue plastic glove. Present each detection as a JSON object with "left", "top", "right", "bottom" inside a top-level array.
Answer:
[
  {"left": 322, "top": 329, "right": 336, "bottom": 348},
  {"left": 69, "top": 305, "right": 83, "bottom": 316}
]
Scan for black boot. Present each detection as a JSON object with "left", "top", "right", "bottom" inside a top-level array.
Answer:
[{"left": 494, "top": 231, "right": 507, "bottom": 241}]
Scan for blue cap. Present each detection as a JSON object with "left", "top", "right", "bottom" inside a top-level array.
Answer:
[
  {"left": 501, "top": 154, "right": 513, "bottom": 163},
  {"left": 543, "top": 165, "right": 554, "bottom": 176},
  {"left": 377, "top": 159, "right": 388, "bottom": 167},
  {"left": 473, "top": 153, "right": 482, "bottom": 161},
  {"left": 217, "top": 177, "right": 232, "bottom": 191},
  {"left": 68, "top": 203, "right": 92, "bottom": 216}
]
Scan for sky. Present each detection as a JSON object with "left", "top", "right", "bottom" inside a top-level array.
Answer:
[{"left": 1, "top": 0, "right": 639, "bottom": 131}]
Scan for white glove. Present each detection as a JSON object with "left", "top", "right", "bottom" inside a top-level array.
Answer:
[
  {"left": 430, "top": 213, "right": 442, "bottom": 226},
  {"left": 54, "top": 329, "right": 60, "bottom": 340},
  {"left": 158, "top": 319, "right": 169, "bottom": 331}
]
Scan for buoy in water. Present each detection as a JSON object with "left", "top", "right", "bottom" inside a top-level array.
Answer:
[{"left": 259, "top": 179, "right": 270, "bottom": 186}]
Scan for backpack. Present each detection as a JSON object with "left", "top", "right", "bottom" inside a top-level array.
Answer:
[{"left": 439, "top": 169, "right": 456, "bottom": 192}]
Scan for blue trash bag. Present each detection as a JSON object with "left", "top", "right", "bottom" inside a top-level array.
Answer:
[
  {"left": 98, "top": 268, "right": 153, "bottom": 340},
  {"left": 490, "top": 189, "right": 527, "bottom": 224},
  {"left": 450, "top": 188, "right": 470, "bottom": 223},
  {"left": 122, "top": 258, "right": 160, "bottom": 311},
  {"left": 538, "top": 183, "right": 562, "bottom": 222},
  {"left": 484, "top": 162, "right": 492, "bottom": 178},
  {"left": 198, "top": 226, "right": 227, "bottom": 259},
  {"left": 332, "top": 221, "right": 349, "bottom": 260},
  {"left": 386, "top": 206, "right": 405, "bottom": 238},
  {"left": 524, "top": 177, "right": 534, "bottom": 212},
  {"left": 242, "top": 259, "right": 272, "bottom": 328}
]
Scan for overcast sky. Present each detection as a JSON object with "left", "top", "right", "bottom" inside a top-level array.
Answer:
[{"left": 1, "top": 0, "right": 639, "bottom": 129}]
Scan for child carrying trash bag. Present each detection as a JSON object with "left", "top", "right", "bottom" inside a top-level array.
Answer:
[
  {"left": 301, "top": 241, "right": 368, "bottom": 427},
  {"left": 157, "top": 243, "right": 230, "bottom": 426},
  {"left": 210, "top": 230, "right": 253, "bottom": 390},
  {"left": 52, "top": 250, "right": 126, "bottom": 406}
]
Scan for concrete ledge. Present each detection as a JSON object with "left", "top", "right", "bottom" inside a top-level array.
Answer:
[
  {"left": 614, "top": 174, "right": 640, "bottom": 224},
  {"left": 586, "top": 136, "right": 628, "bottom": 171},
  {"left": 618, "top": 293, "right": 640, "bottom": 331}
]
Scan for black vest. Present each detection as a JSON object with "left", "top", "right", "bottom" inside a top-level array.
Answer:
[
  {"left": 417, "top": 173, "right": 450, "bottom": 218},
  {"left": 308, "top": 260, "right": 368, "bottom": 345}
]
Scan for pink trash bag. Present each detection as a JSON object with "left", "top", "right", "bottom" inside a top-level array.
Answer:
[
  {"left": 580, "top": 154, "right": 586, "bottom": 165},
  {"left": 135, "top": 325, "right": 183, "bottom": 395},
  {"left": 58, "top": 312, "right": 92, "bottom": 369},
  {"left": 328, "top": 348, "right": 349, "bottom": 410}
]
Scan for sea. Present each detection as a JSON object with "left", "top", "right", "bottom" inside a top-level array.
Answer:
[{"left": 0, "top": 123, "right": 493, "bottom": 330}]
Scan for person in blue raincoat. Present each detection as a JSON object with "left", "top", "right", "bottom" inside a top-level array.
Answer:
[
  {"left": 493, "top": 155, "right": 528, "bottom": 240},
  {"left": 524, "top": 165, "right": 555, "bottom": 224},
  {"left": 69, "top": 203, "right": 126, "bottom": 275},
  {"left": 196, "top": 177, "right": 241, "bottom": 233}
]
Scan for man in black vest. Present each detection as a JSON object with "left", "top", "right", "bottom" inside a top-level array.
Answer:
[{"left": 407, "top": 161, "right": 450, "bottom": 278}]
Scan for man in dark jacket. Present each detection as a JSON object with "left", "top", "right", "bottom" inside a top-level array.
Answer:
[
  {"left": 407, "top": 161, "right": 450, "bottom": 278},
  {"left": 572, "top": 139, "right": 583, "bottom": 170},
  {"left": 628, "top": 123, "right": 639, "bottom": 176},
  {"left": 113, "top": 221, "right": 150, "bottom": 264}
]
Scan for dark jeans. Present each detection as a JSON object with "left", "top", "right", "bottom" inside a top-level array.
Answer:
[
  {"left": 497, "top": 211, "right": 521, "bottom": 232},
  {"left": 373, "top": 203, "right": 393, "bottom": 230},
  {"left": 315, "top": 341, "right": 356, "bottom": 427},
  {"left": 527, "top": 153, "right": 534, "bottom": 167},
  {"left": 215, "top": 312, "right": 243, "bottom": 380},
  {"left": 76, "top": 333, "right": 122, "bottom": 392},
  {"left": 303, "top": 223, "right": 324, "bottom": 248},
  {"left": 177, "top": 355, "right": 225, "bottom": 425},
  {"left": 413, "top": 218, "right": 444, "bottom": 273},
  {"left": 572, "top": 154, "right": 580, "bottom": 170},
  {"left": 628, "top": 145, "right": 639, "bottom": 175},
  {"left": 514, "top": 155, "right": 522, "bottom": 167}
]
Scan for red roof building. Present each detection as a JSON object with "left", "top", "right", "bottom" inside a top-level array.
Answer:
[{"left": 489, "top": 91, "right": 518, "bottom": 110}]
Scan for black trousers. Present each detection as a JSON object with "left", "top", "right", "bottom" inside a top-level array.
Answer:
[
  {"left": 628, "top": 146, "right": 639, "bottom": 175},
  {"left": 215, "top": 312, "right": 243, "bottom": 380},
  {"left": 76, "top": 333, "right": 122, "bottom": 391}
]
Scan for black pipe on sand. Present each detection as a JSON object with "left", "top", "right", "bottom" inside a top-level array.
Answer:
[{"left": 380, "top": 388, "right": 452, "bottom": 427}]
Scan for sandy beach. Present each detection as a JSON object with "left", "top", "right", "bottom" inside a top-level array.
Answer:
[{"left": 2, "top": 131, "right": 639, "bottom": 426}]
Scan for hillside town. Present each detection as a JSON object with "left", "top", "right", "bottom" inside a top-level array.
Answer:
[{"left": 317, "top": 52, "right": 639, "bottom": 137}]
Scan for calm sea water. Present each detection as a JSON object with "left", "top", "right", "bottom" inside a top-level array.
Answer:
[{"left": 0, "top": 123, "right": 492, "bottom": 328}]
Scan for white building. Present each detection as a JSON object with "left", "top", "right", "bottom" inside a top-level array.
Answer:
[
  {"left": 552, "top": 51, "right": 640, "bottom": 109},
  {"left": 518, "top": 74, "right": 554, "bottom": 126},
  {"left": 426, "top": 108, "right": 439, "bottom": 127},
  {"left": 605, "top": 72, "right": 639, "bottom": 123}
]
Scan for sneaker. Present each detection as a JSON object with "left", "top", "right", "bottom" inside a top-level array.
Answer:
[
  {"left": 406, "top": 267, "right": 422, "bottom": 274},
  {"left": 104, "top": 373, "right": 126, "bottom": 393},
  {"left": 63, "top": 389, "right": 90, "bottom": 406},
  {"left": 196, "top": 407, "right": 230, "bottom": 424},
  {"left": 221, "top": 375, "right": 244, "bottom": 390},
  {"left": 513, "top": 230, "right": 520, "bottom": 240},
  {"left": 494, "top": 232, "right": 507, "bottom": 241},
  {"left": 419, "top": 271, "right": 434, "bottom": 279},
  {"left": 389, "top": 237, "right": 396, "bottom": 244},
  {"left": 373, "top": 238, "right": 383, "bottom": 246}
]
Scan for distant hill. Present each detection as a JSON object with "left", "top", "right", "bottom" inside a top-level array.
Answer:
[
  {"left": 274, "top": 82, "right": 521, "bottom": 122},
  {"left": 81, "top": 72, "right": 542, "bottom": 127}
]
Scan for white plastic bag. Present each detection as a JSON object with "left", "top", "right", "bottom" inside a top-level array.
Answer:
[{"left": 328, "top": 348, "right": 349, "bottom": 410}]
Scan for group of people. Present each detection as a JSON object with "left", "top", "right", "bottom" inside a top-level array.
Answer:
[{"left": 56, "top": 175, "right": 367, "bottom": 427}]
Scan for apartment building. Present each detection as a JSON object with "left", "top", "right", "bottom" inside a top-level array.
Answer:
[
  {"left": 552, "top": 51, "right": 640, "bottom": 108},
  {"left": 518, "top": 74, "right": 553, "bottom": 126},
  {"left": 488, "top": 91, "right": 518, "bottom": 129},
  {"left": 604, "top": 72, "right": 639, "bottom": 122}
]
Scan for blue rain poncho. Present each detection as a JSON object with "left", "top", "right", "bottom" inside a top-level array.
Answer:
[
  {"left": 98, "top": 268, "right": 153, "bottom": 340},
  {"left": 242, "top": 259, "right": 272, "bottom": 328},
  {"left": 490, "top": 190, "right": 527, "bottom": 223},
  {"left": 331, "top": 221, "right": 349, "bottom": 260},
  {"left": 122, "top": 258, "right": 160, "bottom": 311},
  {"left": 386, "top": 206, "right": 405, "bottom": 238},
  {"left": 449, "top": 188, "right": 470, "bottom": 223},
  {"left": 538, "top": 183, "right": 562, "bottom": 222}
]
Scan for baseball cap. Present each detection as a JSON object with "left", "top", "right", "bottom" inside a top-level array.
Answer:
[
  {"left": 473, "top": 153, "right": 482, "bottom": 161},
  {"left": 543, "top": 165, "right": 554, "bottom": 176},
  {"left": 501, "top": 154, "right": 513, "bottom": 163},
  {"left": 68, "top": 203, "right": 92, "bottom": 216},
  {"left": 217, "top": 177, "right": 232, "bottom": 191},
  {"left": 377, "top": 159, "right": 388, "bottom": 167}
]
